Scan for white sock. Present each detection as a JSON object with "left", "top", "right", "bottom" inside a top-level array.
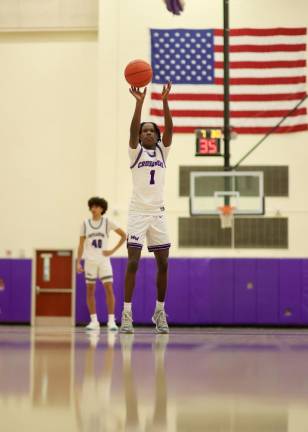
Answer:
[
  {"left": 108, "top": 314, "right": 115, "bottom": 324},
  {"left": 90, "top": 313, "right": 98, "bottom": 323},
  {"left": 124, "top": 302, "right": 132, "bottom": 312},
  {"left": 156, "top": 301, "right": 165, "bottom": 311}
]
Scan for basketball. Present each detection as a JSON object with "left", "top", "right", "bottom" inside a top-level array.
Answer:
[{"left": 124, "top": 59, "right": 153, "bottom": 87}]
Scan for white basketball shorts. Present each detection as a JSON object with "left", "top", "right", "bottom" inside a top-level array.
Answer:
[
  {"left": 127, "top": 213, "right": 171, "bottom": 252},
  {"left": 84, "top": 258, "right": 113, "bottom": 284}
]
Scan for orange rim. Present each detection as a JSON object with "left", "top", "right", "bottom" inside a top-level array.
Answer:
[{"left": 218, "top": 205, "right": 235, "bottom": 216}]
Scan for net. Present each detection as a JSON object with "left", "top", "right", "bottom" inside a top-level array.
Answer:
[{"left": 218, "top": 205, "right": 235, "bottom": 229}]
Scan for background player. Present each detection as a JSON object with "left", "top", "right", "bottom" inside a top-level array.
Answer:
[
  {"left": 120, "top": 82, "right": 173, "bottom": 334},
  {"left": 77, "top": 197, "right": 126, "bottom": 331}
]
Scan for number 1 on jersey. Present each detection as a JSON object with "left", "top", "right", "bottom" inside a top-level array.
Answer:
[{"left": 149, "top": 170, "right": 156, "bottom": 185}]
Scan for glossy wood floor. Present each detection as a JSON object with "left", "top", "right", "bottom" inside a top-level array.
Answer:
[{"left": 1, "top": 326, "right": 308, "bottom": 431}]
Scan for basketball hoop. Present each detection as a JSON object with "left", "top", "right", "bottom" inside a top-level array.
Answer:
[{"left": 218, "top": 205, "right": 235, "bottom": 229}]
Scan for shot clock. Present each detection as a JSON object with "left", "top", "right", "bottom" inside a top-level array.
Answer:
[{"left": 195, "top": 129, "right": 223, "bottom": 157}]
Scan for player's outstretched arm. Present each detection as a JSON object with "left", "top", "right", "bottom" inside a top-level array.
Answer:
[
  {"left": 162, "top": 82, "right": 173, "bottom": 147},
  {"left": 129, "top": 86, "right": 147, "bottom": 149}
]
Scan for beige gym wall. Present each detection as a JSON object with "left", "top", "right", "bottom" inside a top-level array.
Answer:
[
  {"left": 0, "top": 31, "right": 97, "bottom": 256},
  {"left": 0, "top": 0, "right": 308, "bottom": 258}
]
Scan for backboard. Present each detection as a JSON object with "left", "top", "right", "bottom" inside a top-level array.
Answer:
[{"left": 190, "top": 171, "right": 265, "bottom": 216}]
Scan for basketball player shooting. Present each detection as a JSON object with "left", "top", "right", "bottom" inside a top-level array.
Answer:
[{"left": 120, "top": 82, "right": 173, "bottom": 334}]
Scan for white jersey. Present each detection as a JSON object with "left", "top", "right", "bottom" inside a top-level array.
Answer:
[
  {"left": 128, "top": 142, "right": 170, "bottom": 215},
  {"left": 80, "top": 217, "right": 118, "bottom": 262}
]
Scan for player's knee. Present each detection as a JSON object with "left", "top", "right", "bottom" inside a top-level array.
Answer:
[
  {"left": 157, "top": 258, "right": 168, "bottom": 273},
  {"left": 127, "top": 257, "right": 139, "bottom": 273}
]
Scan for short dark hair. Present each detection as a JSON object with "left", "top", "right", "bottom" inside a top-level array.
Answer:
[
  {"left": 88, "top": 197, "right": 108, "bottom": 215},
  {"left": 139, "top": 122, "right": 161, "bottom": 143}
]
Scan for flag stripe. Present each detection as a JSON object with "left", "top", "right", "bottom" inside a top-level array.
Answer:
[
  {"left": 214, "top": 28, "right": 307, "bottom": 37},
  {"left": 215, "top": 51, "right": 306, "bottom": 61},
  {"left": 152, "top": 83, "right": 306, "bottom": 95},
  {"left": 215, "top": 68, "right": 305, "bottom": 78},
  {"left": 215, "top": 35, "right": 307, "bottom": 45},
  {"left": 151, "top": 108, "right": 307, "bottom": 118},
  {"left": 170, "top": 125, "right": 308, "bottom": 134},
  {"left": 215, "top": 60, "right": 306, "bottom": 69},
  {"left": 214, "top": 67, "right": 305, "bottom": 78},
  {"left": 214, "top": 76, "right": 306, "bottom": 85},
  {"left": 151, "top": 99, "right": 306, "bottom": 111},
  {"left": 215, "top": 44, "right": 306, "bottom": 53},
  {"left": 151, "top": 115, "right": 308, "bottom": 127},
  {"left": 151, "top": 92, "right": 307, "bottom": 102}
]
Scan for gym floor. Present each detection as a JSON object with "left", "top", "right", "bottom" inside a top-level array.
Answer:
[{"left": 1, "top": 326, "right": 308, "bottom": 431}]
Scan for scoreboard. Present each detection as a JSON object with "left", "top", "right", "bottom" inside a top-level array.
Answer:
[{"left": 195, "top": 129, "right": 222, "bottom": 157}]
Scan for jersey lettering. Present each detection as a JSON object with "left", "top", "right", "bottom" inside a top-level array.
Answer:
[{"left": 129, "top": 144, "right": 170, "bottom": 214}]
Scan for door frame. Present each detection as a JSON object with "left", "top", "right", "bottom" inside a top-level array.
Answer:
[{"left": 31, "top": 248, "right": 76, "bottom": 327}]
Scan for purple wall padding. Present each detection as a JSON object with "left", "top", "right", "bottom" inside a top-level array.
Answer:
[
  {"left": 74, "top": 257, "right": 308, "bottom": 326},
  {"left": 0, "top": 259, "right": 31, "bottom": 323},
  {"left": 3, "top": 258, "right": 308, "bottom": 326},
  {"left": 234, "top": 260, "right": 257, "bottom": 324},
  {"left": 279, "top": 260, "right": 302, "bottom": 324},
  {"left": 11, "top": 260, "right": 32, "bottom": 322},
  {"left": 301, "top": 260, "right": 308, "bottom": 324},
  {"left": 0, "top": 260, "right": 11, "bottom": 322},
  {"left": 256, "top": 260, "right": 280, "bottom": 324},
  {"left": 208, "top": 259, "right": 234, "bottom": 324},
  {"left": 189, "top": 258, "right": 211, "bottom": 324},
  {"left": 167, "top": 259, "right": 191, "bottom": 323}
]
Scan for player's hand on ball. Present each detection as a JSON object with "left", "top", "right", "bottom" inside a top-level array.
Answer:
[
  {"left": 103, "top": 250, "right": 114, "bottom": 257},
  {"left": 129, "top": 86, "right": 147, "bottom": 102},
  {"left": 77, "top": 263, "right": 84, "bottom": 273},
  {"left": 162, "top": 81, "right": 172, "bottom": 100}
]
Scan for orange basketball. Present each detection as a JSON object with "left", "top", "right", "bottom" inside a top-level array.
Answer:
[{"left": 124, "top": 59, "right": 153, "bottom": 87}]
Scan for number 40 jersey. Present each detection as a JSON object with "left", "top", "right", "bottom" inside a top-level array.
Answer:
[
  {"left": 80, "top": 217, "right": 118, "bottom": 262},
  {"left": 129, "top": 142, "right": 171, "bottom": 215}
]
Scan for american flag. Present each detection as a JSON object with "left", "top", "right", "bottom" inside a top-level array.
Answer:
[{"left": 150, "top": 28, "right": 308, "bottom": 134}]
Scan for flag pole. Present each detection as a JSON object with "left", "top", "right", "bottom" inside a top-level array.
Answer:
[{"left": 223, "top": 0, "right": 231, "bottom": 172}]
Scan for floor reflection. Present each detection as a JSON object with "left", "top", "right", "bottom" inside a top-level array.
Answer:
[
  {"left": 1, "top": 327, "right": 308, "bottom": 431},
  {"left": 74, "top": 331, "right": 169, "bottom": 431},
  {"left": 32, "top": 329, "right": 73, "bottom": 407},
  {"left": 120, "top": 334, "right": 168, "bottom": 432},
  {"left": 75, "top": 331, "right": 121, "bottom": 431}
]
